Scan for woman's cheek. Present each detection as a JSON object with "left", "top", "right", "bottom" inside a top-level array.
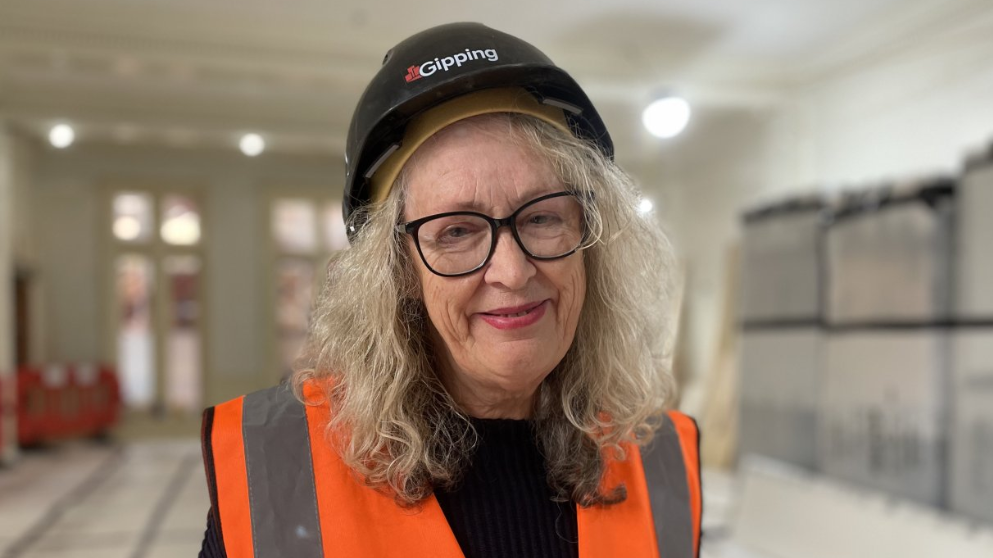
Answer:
[{"left": 561, "top": 263, "right": 586, "bottom": 332}]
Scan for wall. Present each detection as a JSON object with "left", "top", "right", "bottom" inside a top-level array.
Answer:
[
  {"left": 30, "top": 142, "right": 342, "bottom": 406},
  {"left": 784, "top": 11, "right": 993, "bottom": 186},
  {"left": 0, "top": 123, "right": 15, "bottom": 461}
]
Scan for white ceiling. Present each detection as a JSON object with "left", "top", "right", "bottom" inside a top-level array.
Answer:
[{"left": 0, "top": 0, "right": 984, "bottom": 160}]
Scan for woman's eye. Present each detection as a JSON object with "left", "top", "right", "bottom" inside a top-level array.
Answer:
[
  {"left": 441, "top": 226, "right": 471, "bottom": 239},
  {"left": 527, "top": 213, "right": 560, "bottom": 225},
  {"left": 435, "top": 223, "right": 485, "bottom": 244}
]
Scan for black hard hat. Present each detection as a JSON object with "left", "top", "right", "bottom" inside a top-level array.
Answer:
[{"left": 343, "top": 22, "right": 613, "bottom": 239}]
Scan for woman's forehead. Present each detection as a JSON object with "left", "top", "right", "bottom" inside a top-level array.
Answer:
[{"left": 403, "top": 119, "right": 561, "bottom": 216}]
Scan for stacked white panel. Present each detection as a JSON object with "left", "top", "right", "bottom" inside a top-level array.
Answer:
[
  {"left": 950, "top": 155, "right": 993, "bottom": 522},
  {"left": 825, "top": 184, "right": 955, "bottom": 324},
  {"left": 820, "top": 332, "right": 948, "bottom": 506},
  {"left": 820, "top": 181, "right": 954, "bottom": 507},
  {"left": 949, "top": 331, "right": 993, "bottom": 521},
  {"left": 739, "top": 200, "right": 824, "bottom": 470},
  {"left": 741, "top": 205, "right": 823, "bottom": 322},
  {"left": 955, "top": 160, "right": 993, "bottom": 319},
  {"left": 740, "top": 329, "right": 821, "bottom": 469}
]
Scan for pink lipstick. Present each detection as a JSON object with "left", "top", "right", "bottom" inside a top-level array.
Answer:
[{"left": 477, "top": 300, "right": 548, "bottom": 330}]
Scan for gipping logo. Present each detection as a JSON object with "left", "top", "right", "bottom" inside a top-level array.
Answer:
[
  {"left": 404, "top": 48, "right": 499, "bottom": 83},
  {"left": 405, "top": 65, "right": 422, "bottom": 82}
]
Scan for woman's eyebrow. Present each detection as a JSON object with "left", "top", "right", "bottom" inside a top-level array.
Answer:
[{"left": 432, "top": 187, "right": 563, "bottom": 214}]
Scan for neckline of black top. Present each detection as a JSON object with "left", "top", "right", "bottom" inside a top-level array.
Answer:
[{"left": 434, "top": 415, "right": 579, "bottom": 558}]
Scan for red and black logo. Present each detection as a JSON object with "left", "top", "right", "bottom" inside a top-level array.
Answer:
[{"left": 405, "top": 65, "right": 422, "bottom": 83}]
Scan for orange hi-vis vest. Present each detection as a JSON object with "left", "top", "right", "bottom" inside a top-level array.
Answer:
[{"left": 201, "top": 384, "right": 702, "bottom": 558}]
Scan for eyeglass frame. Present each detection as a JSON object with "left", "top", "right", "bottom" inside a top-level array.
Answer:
[{"left": 396, "top": 190, "right": 590, "bottom": 278}]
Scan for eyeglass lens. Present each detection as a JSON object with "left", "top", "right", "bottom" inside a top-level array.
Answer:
[{"left": 416, "top": 195, "right": 584, "bottom": 275}]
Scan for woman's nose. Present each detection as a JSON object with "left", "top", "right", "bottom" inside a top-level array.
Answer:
[{"left": 483, "top": 228, "right": 536, "bottom": 289}]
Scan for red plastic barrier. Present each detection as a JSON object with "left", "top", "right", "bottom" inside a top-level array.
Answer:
[
  {"left": 16, "top": 367, "right": 46, "bottom": 445},
  {"left": 42, "top": 364, "right": 71, "bottom": 439},
  {"left": 72, "top": 364, "right": 99, "bottom": 433},
  {"left": 16, "top": 363, "right": 120, "bottom": 445}
]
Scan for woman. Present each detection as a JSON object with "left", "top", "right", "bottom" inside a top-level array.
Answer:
[{"left": 200, "top": 23, "right": 701, "bottom": 558}]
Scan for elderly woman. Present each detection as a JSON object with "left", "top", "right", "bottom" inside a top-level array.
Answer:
[{"left": 199, "top": 23, "right": 701, "bottom": 558}]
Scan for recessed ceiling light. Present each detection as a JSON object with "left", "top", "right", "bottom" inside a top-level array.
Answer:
[
  {"left": 240, "top": 133, "right": 265, "bottom": 157},
  {"left": 49, "top": 124, "right": 75, "bottom": 148},
  {"left": 642, "top": 96, "right": 691, "bottom": 139}
]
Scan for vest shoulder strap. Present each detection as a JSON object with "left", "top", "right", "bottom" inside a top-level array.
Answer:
[
  {"left": 641, "top": 411, "right": 702, "bottom": 558},
  {"left": 203, "top": 384, "right": 324, "bottom": 558}
]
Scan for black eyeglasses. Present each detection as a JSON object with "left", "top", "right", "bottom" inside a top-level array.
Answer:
[{"left": 397, "top": 191, "right": 588, "bottom": 277}]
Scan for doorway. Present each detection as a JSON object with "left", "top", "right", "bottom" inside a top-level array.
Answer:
[{"left": 107, "top": 190, "right": 205, "bottom": 423}]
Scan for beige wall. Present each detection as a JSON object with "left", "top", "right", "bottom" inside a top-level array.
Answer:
[
  {"left": 0, "top": 123, "right": 17, "bottom": 461},
  {"left": 30, "top": 141, "right": 342, "bottom": 406},
  {"left": 778, "top": 24, "right": 993, "bottom": 186},
  {"left": 0, "top": 125, "right": 13, "bottom": 374}
]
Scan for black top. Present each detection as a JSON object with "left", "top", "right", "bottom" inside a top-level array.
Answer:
[
  {"left": 198, "top": 417, "right": 578, "bottom": 558},
  {"left": 435, "top": 418, "right": 578, "bottom": 558}
]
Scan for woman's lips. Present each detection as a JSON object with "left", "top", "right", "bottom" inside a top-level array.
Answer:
[{"left": 478, "top": 300, "right": 548, "bottom": 330}]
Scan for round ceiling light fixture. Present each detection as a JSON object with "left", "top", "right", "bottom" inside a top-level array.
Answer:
[
  {"left": 642, "top": 96, "right": 691, "bottom": 139},
  {"left": 240, "top": 133, "right": 265, "bottom": 157},
  {"left": 49, "top": 124, "right": 75, "bottom": 149}
]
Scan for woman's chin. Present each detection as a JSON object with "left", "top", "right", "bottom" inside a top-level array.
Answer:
[{"left": 482, "top": 363, "right": 554, "bottom": 396}]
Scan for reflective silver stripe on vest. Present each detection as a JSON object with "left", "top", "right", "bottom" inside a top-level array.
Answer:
[
  {"left": 242, "top": 384, "right": 324, "bottom": 558},
  {"left": 641, "top": 414, "right": 694, "bottom": 558}
]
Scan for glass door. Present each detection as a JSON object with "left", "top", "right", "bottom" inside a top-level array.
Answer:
[{"left": 110, "top": 190, "right": 204, "bottom": 417}]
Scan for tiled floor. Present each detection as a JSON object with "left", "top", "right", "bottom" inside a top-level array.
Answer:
[
  {"left": 0, "top": 440, "right": 207, "bottom": 558},
  {"left": 1, "top": 440, "right": 740, "bottom": 558}
]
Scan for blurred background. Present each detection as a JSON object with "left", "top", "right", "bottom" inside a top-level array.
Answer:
[{"left": 1, "top": 0, "right": 992, "bottom": 556}]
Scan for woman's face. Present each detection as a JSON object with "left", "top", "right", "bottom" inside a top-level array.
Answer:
[{"left": 402, "top": 117, "right": 586, "bottom": 417}]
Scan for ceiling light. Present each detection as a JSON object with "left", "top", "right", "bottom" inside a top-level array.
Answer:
[
  {"left": 240, "top": 133, "right": 265, "bottom": 157},
  {"left": 642, "top": 96, "right": 691, "bottom": 139},
  {"left": 49, "top": 124, "right": 75, "bottom": 149},
  {"left": 638, "top": 198, "right": 654, "bottom": 214}
]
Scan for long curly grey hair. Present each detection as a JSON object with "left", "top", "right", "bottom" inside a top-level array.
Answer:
[{"left": 295, "top": 113, "right": 676, "bottom": 507}]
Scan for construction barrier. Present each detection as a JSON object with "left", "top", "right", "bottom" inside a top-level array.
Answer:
[{"left": 16, "top": 363, "right": 120, "bottom": 446}]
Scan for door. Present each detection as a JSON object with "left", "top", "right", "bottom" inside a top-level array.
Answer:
[{"left": 108, "top": 190, "right": 205, "bottom": 418}]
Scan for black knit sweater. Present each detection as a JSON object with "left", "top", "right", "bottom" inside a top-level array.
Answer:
[
  {"left": 435, "top": 418, "right": 579, "bottom": 558},
  {"left": 198, "top": 418, "right": 578, "bottom": 558}
]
